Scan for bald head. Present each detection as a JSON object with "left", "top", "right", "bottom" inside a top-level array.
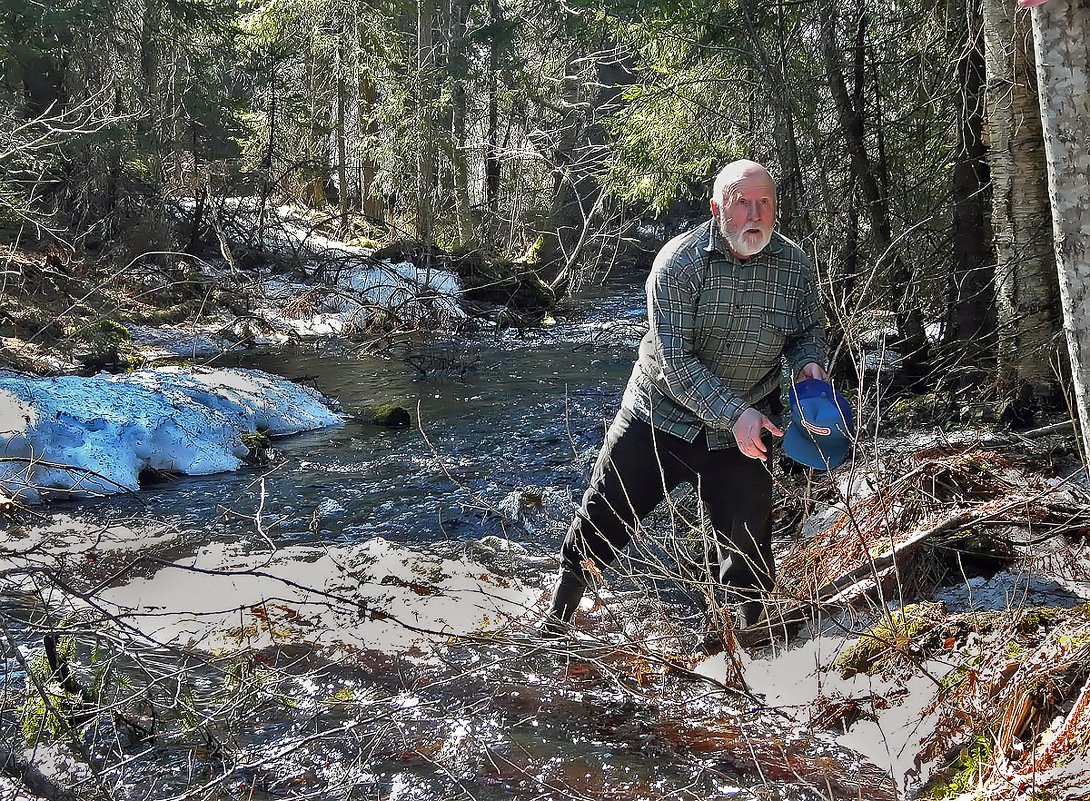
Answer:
[
  {"left": 710, "top": 160, "right": 778, "bottom": 260},
  {"left": 712, "top": 160, "right": 776, "bottom": 207}
]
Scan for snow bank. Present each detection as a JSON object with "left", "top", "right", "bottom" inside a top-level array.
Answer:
[
  {"left": 257, "top": 258, "right": 464, "bottom": 338},
  {"left": 0, "top": 367, "right": 342, "bottom": 503},
  {"left": 174, "top": 197, "right": 465, "bottom": 335}
]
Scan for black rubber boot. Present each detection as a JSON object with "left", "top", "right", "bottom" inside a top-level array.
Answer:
[
  {"left": 698, "top": 592, "right": 766, "bottom": 655},
  {"left": 734, "top": 599, "right": 765, "bottom": 630},
  {"left": 539, "top": 570, "right": 587, "bottom": 637}
]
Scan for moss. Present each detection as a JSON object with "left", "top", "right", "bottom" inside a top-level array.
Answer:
[
  {"left": 93, "top": 318, "right": 132, "bottom": 346},
  {"left": 454, "top": 255, "right": 555, "bottom": 311},
  {"left": 836, "top": 603, "right": 942, "bottom": 678},
  {"left": 1005, "top": 641, "right": 1029, "bottom": 661},
  {"left": 1018, "top": 607, "right": 1064, "bottom": 635},
  {"left": 327, "top": 687, "right": 356, "bottom": 704},
  {"left": 132, "top": 300, "right": 203, "bottom": 326},
  {"left": 241, "top": 431, "right": 275, "bottom": 464},
  {"left": 372, "top": 403, "right": 410, "bottom": 428},
  {"left": 886, "top": 392, "right": 956, "bottom": 429},
  {"left": 520, "top": 234, "right": 546, "bottom": 264},
  {"left": 925, "top": 735, "right": 994, "bottom": 799},
  {"left": 75, "top": 318, "right": 141, "bottom": 372},
  {"left": 241, "top": 431, "right": 272, "bottom": 449},
  {"left": 1057, "top": 629, "right": 1090, "bottom": 650}
]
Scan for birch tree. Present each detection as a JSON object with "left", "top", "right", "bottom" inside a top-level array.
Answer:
[
  {"left": 982, "top": 0, "right": 1061, "bottom": 410},
  {"left": 1030, "top": 0, "right": 1090, "bottom": 456}
]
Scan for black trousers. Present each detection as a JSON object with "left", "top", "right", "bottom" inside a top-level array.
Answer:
[{"left": 559, "top": 407, "right": 774, "bottom": 600}]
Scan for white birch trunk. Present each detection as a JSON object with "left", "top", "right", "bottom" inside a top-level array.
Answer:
[
  {"left": 1031, "top": 0, "right": 1090, "bottom": 458},
  {"left": 982, "top": 0, "right": 1060, "bottom": 404}
]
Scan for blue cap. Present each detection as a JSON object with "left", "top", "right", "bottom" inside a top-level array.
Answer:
[{"left": 783, "top": 379, "right": 855, "bottom": 469}]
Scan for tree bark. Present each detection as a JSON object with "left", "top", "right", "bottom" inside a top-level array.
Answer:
[
  {"left": 946, "top": 0, "right": 994, "bottom": 354},
  {"left": 1030, "top": 0, "right": 1090, "bottom": 456},
  {"left": 415, "top": 0, "right": 437, "bottom": 245},
  {"left": 982, "top": 0, "right": 1061, "bottom": 407},
  {"left": 486, "top": 0, "right": 502, "bottom": 216},
  {"left": 357, "top": 73, "right": 384, "bottom": 220},
  {"left": 541, "top": 45, "right": 634, "bottom": 296},
  {"left": 738, "top": 0, "right": 813, "bottom": 239},
  {"left": 447, "top": 0, "right": 475, "bottom": 247},
  {"left": 336, "top": 41, "right": 349, "bottom": 233}
]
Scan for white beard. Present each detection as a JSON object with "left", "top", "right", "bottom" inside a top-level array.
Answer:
[{"left": 723, "top": 226, "right": 772, "bottom": 259}]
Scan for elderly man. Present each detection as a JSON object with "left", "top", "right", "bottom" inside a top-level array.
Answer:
[{"left": 542, "top": 159, "right": 828, "bottom": 639}]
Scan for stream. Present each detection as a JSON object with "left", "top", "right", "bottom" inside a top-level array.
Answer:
[
  {"left": 2, "top": 276, "right": 898, "bottom": 801},
  {"left": 118, "top": 278, "right": 648, "bottom": 550}
]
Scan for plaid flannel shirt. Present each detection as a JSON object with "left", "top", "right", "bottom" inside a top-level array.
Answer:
[{"left": 621, "top": 219, "right": 827, "bottom": 450}]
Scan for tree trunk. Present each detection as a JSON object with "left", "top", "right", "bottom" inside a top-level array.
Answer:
[
  {"left": 738, "top": 0, "right": 813, "bottom": 239},
  {"left": 357, "top": 73, "right": 383, "bottom": 220},
  {"left": 982, "top": 0, "right": 1060, "bottom": 409},
  {"left": 486, "top": 0, "right": 502, "bottom": 217},
  {"left": 818, "top": 0, "right": 931, "bottom": 379},
  {"left": 336, "top": 41, "right": 349, "bottom": 234},
  {"left": 139, "top": 0, "right": 164, "bottom": 186},
  {"left": 448, "top": 0, "right": 475, "bottom": 247},
  {"left": 539, "top": 52, "right": 591, "bottom": 286},
  {"left": 415, "top": 0, "right": 437, "bottom": 245},
  {"left": 541, "top": 46, "right": 634, "bottom": 296},
  {"left": 1030, "top": 0, "right": 1090, "bottom": 455},
  {"left": 946, "top": 0, "right": 994, "bottom": 354}
]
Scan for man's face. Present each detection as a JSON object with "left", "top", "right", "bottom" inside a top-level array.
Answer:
[{"left": 711, "top": 174, "right": 777, "bottom": 260}]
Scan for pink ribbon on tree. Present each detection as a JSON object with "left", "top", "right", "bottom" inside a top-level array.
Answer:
[{"left": 1017, "top": 0, "right": 1049, "bottom": 7}]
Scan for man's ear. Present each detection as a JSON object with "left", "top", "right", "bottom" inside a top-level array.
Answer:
[{"left": 709, "top": 198, "right": 720, "bottom": 217}]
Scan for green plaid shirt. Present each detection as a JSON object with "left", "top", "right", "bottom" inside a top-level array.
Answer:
[{"left": 621, "top": 219, "right": 826, "bottom": 450}]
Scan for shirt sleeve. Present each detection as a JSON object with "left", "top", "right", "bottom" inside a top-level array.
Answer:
[
  {"left": 647, "top": 251, "right": 750, "bottom": 430},
  {"left": 782, "top": 256, "right": 827, "bottom": 375}
]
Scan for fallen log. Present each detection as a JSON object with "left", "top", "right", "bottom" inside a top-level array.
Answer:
[
  {"left": 743, "top": 509, "right": 982, "bottom": 649},
  {"left": 976, "top": 419, "right": 1075, "bottom": 449}
]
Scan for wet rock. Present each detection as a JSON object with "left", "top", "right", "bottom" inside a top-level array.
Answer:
[
  {"left": 370, "top": 403, "right": 411, "bottom": 428},
  {"left": 242, "top": 430, "right": 277, "bottom": 464}
]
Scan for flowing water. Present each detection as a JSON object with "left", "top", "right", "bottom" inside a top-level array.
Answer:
[
  {"left": 128, "top": 278, "right": 648, "bottom": 550},
  {"left": 3, "top": 277, "right": 897, "bottom": 801}
]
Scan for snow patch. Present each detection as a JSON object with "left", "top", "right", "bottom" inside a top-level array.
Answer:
[
  {"left": 0, "top": 367, "right": 342, "bottom": 503},
  {"left": 697, "top": 636, "right": 957, "bottom": 795},
  {"left": 172, "top": 197, "right": 466, "bottom": 335},
  {"left": 255, "top": 259, "right": 464, "bottom": 338}
]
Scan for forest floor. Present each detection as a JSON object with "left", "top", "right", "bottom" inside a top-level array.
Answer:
[
  {"left": 5, "top": 237, "right": 1090, "bottom": 799},
  {"left": 0, "top": 243, "right": 249, "bottom": 377},
  {"left": 4, "top": 421, "right": 1090, "bottom": 800},
  {"left": 756, "top": 432, "right": 1090, "bottom": 799}
]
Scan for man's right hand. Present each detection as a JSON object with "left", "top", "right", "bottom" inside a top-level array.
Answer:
[{"left": 732, "top": 407, "right": 784, "bottom": 462}]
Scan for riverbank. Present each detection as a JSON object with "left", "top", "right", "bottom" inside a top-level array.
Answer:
[
  {"left": 5, "top": 222, "right": 1090, "bottom": 799},
  {"left": 5, "top": 407, "right": 1090, "bottom": 799},
  {"left": 0, "top": 201, "right": 558, "bottom": 380}
]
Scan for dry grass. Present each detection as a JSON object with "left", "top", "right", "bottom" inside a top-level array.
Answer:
[{"left": 778, "top": 447, "right": 1089, "bottom": 603}]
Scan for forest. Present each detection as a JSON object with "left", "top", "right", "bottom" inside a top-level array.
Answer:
[
  {"left": 3, "top": 0, "right": 1090, "bottom": 800},
  {"left": 0, "top": 0, "right": 1086, "bottom": 411}
]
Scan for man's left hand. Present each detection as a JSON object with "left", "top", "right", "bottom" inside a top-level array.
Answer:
[{"left": 796, "top": 362, "right": 828, "bottom": 382}]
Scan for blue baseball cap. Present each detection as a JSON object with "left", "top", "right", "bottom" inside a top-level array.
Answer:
[{"left": 783, "top": 379, "right": 855, "bottom": 469}]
